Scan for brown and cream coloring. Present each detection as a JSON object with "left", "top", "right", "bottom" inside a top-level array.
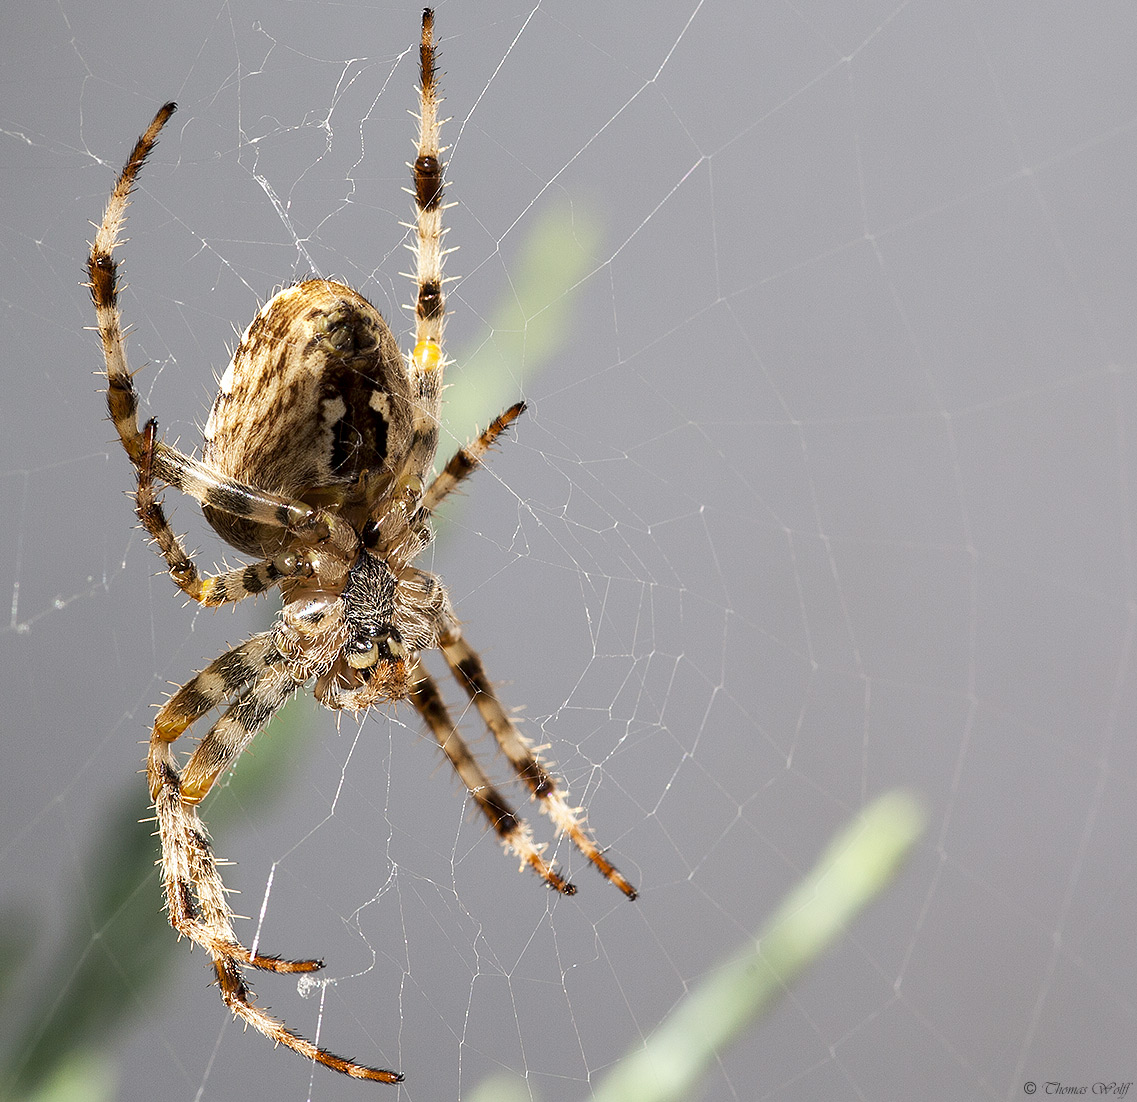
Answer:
[{"left": 87, "top": 9, "right": 634, "bottom": 1084}]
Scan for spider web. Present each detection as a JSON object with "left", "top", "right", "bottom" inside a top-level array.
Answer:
[{"left": 2, "top": 1, "right": 1136, "bottom": 1099}]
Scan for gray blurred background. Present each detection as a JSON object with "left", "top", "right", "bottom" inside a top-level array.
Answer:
[{"left": 3, "top": 1, "right": 1136, "bottom": 1099}]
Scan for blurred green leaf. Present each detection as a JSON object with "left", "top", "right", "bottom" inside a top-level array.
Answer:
[
  {"left": 464, "top": 791, "right": 925, "bottom": 1102},
  {"left": 0, "top": 704, "right": 309, "bottom": 1099},
  {"left": 446, "top": 203, "right": 603, "bottom": 435},
  {"left": 590, "top": 790, "right": 927, "bottom": 1102},
  {"left": 0, "top": 908, "right": 35, "bottom": 1009},
  {"left": 19, "top": 1050, "right": 116, "bottom": 1102}
]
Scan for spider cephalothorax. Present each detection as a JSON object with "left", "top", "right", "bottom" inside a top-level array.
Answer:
[{"left": 87, "top": 10, "right": 635, "bottom": 1084}]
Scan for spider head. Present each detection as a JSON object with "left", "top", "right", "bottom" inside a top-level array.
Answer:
[
  {"left": 345, "top": 625, "right": 407, "bottom": 670},
  {"left": 322, "top": 549, "right": 412, "bottom": 701},
  {"left": 287, "top": 548, "right": 443, "bottom": 709}
]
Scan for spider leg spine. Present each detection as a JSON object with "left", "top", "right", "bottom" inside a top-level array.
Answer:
[
  {"left": 422, "top": 401, "right": 528, "bottom": 516},
  {"left": 440, "top": 629, "right": 638, "bottom": 901},
  {"left": 151, "top": 703, "right": 327, "bottom": 976},
  {"left": 152, "top": 633, "right": 275, "bottom": 746},
  {"left": 87, "top": 103, "right": 176, "bottom": 466},
  {"left": 409, "top": 661, "right": 577, "bottom": 895},
  {"left": 213, "top": 958, "right": 403, "bottom": 1083},
  {"left": 398, "top": 7, "right": 447, "bottom": 508}
]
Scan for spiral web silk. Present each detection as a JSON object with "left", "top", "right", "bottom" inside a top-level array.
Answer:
[{"left": 2, "top": 3, "right": 1136, "bottom": 1099}]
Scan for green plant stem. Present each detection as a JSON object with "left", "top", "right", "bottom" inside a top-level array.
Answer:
[{"left": 590, "top": 790, "right": 927, "bottom": 1102}]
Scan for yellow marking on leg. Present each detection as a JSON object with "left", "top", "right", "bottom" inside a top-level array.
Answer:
[{"left": 413, "top": 338, "right": 443, "bottom": 373}]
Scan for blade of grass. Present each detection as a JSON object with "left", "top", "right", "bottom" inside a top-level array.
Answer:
[
  {"left": 445, "top": 203, "right": 602, "bottom": 435},
  {"left": 589, "top": 789, "right": 927, "bottom": 1102}
]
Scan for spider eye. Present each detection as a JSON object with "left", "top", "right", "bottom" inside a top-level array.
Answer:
[
  {"left": 345, "top": 627, "right": 406, "bottom": 669},
  {"left": 346, "top": 637, "right": 380, "bottom": 669}
]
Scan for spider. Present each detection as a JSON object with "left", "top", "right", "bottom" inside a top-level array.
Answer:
[{"left": 87, "top": 10, "right": 635, "bottom": 1083}]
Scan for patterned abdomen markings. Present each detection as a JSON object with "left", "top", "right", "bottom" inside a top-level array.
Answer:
[{"left": 203, "top": 280, "right": 414, "bottom": 555}]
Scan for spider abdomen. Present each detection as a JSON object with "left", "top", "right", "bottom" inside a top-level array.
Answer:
[{"left": 203, "top": 279, "right": 414, "bottom": 555}]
